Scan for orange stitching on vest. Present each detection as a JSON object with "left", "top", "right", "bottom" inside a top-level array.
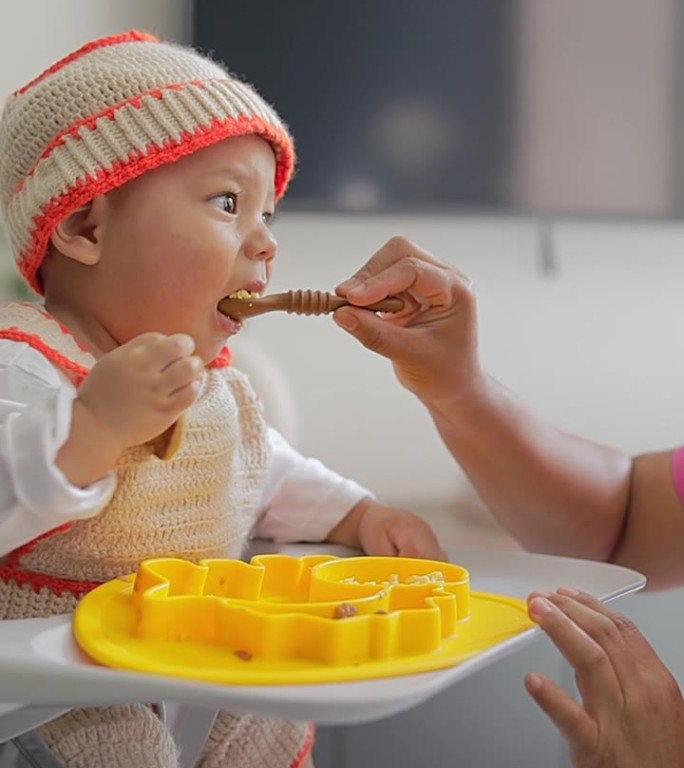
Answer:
[
  {"left": 0, "top": 328, "right": 89, "bottom": 385},
  {"left": 27, "top": 304, "right": 92, "bottom": 355},
  {"left": 0, "top": 564, "right": 101, "bottom": 598},
  {"left": 0, "top": 523, "right": 100, "bottom": 598},
  {"left": 5, "top": 522, "right": 73, "bottom": 567},
  {"left": 208, "top": 346, "right": 232, "bottom": 368},
  {"left": 290, "top": 723, "right": 315, "bottom": 768}
]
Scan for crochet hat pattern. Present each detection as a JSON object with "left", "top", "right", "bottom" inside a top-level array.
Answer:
[{"left": 0, "top": 30, "right": 296, "bottom": 295}]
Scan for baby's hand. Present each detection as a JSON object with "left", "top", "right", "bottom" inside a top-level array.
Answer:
[
  {"left": 325, "top": 499, "right": 447, "bottom": 560},
  {"left": 354, "top": 500, "right": 447, "bottom": 560},
  {"left": 76, "top": 332, "right": 203, "bottom": 454}
]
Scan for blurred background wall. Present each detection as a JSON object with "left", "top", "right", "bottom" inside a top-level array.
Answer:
[{"left": 193, "top": 0, "right": 683, "bottom": 219}]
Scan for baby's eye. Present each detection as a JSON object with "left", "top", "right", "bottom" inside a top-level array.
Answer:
[
  {"left": 262, "top": 211, "right": 275, "bottom": 225},
  {"left": 213, "top": 193, "right": 237, "bottom": 214}
]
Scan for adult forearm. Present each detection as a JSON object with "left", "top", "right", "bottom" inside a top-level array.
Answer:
[{"left": 427, "top": 375, "right": 632, "bottom": 560}]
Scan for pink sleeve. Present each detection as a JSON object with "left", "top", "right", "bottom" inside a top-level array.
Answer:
[{"left": 671, "top": 446, "right": 684, "bottom": 504}]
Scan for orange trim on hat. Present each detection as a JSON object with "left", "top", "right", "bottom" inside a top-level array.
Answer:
[
  {"left": 20, "top": 114, "right": 294, "bottom": 294},
  {"left": 14, "top": 80, "right": 203, "bottom": 198},
  {"left": 14, "top": 31, "right": 158, "bottom": 97}
]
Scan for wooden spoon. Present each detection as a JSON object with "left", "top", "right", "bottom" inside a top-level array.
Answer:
[{"left": 219, "top": 289, "right": 404, "bottom": 320}]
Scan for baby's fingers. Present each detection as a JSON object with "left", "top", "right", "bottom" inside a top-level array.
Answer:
[
  {"left": 390, "top": 526, "right": 446, "bottom": 560},
  {"left": 360, "top": 527, "right": 399, "bottom": 557},
  {"left": 128, "top": 332, "right": 196, "bottom": 371},
  {"left": 163, "top": 354, "right": 204, "bottom": 396}
]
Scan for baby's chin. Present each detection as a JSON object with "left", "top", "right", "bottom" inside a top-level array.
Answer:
[{"left": 202, "top": 339, "right": 231, "bottom": 366}]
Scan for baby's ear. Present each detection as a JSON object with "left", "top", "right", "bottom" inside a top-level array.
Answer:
[{"left": 49, "top": 196, "right": 109, "bottom": 265}]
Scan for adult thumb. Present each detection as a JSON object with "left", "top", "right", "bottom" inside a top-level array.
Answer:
[{"left": 333, "top": 307, "right": 401, "bottom": 359}]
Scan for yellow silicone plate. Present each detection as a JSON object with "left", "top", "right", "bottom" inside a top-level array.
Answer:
[{"left": 73, "top": 554, "right": 534, "bottom": 685}]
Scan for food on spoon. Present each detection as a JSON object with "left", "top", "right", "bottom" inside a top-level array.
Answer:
[{"left": 221, "top": 290, "right": 261, "bottom": 323}]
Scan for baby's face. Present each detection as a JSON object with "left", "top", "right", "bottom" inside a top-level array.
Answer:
[{"left": 92, "top": 135, "right": 277, "bottom": 362}]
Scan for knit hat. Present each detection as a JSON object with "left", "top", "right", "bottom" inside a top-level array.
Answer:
[{"left": 0, "top": 30, "right": 296, "bottom": 295}]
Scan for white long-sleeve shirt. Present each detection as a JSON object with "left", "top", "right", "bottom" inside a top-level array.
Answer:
[{"left": 0, "top": 339, "right": 370, "bottom": 557}]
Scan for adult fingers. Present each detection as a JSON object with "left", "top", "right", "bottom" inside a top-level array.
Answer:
[
  {"left": 524, "top": 671, "right": 597, "bottom": 752},
  {"left": 528, "top": 595, "right": 623, "bottom": 706},
  {"left": 347, "top": 257, "right": 468, "bottom": 310},
  {"left": 550, "top": 589, "right": 667, "bottom": 694},
  {"left": 336, "top": 238, "right": 469, "bottom": 308},
  {"left": 336, "top": 236, "right": 442, "bottom": 293},
  {"left": 334, "top": 304, "right": 419, "bottom": 360}
]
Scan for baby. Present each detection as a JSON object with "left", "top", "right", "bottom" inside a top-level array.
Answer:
[{"left": 0, "top": 31, "right": 444, "bottom": 768}]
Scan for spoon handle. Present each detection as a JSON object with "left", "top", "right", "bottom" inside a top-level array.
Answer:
[{"left": 218, "top": 290, "right": 404, "bottom": 319}]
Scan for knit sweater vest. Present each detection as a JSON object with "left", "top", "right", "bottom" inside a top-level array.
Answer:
[{"left": 0, "top": 303, "right": 270, "bottom": 620}]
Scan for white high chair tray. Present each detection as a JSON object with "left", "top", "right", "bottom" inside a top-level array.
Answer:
[{"left": 0, "top": 545, "right": 645, "bottom": 725}]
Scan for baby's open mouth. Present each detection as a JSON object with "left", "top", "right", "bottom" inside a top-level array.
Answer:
[{"left": 219, "top": 290, "right": 261, "bottom": 322}]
